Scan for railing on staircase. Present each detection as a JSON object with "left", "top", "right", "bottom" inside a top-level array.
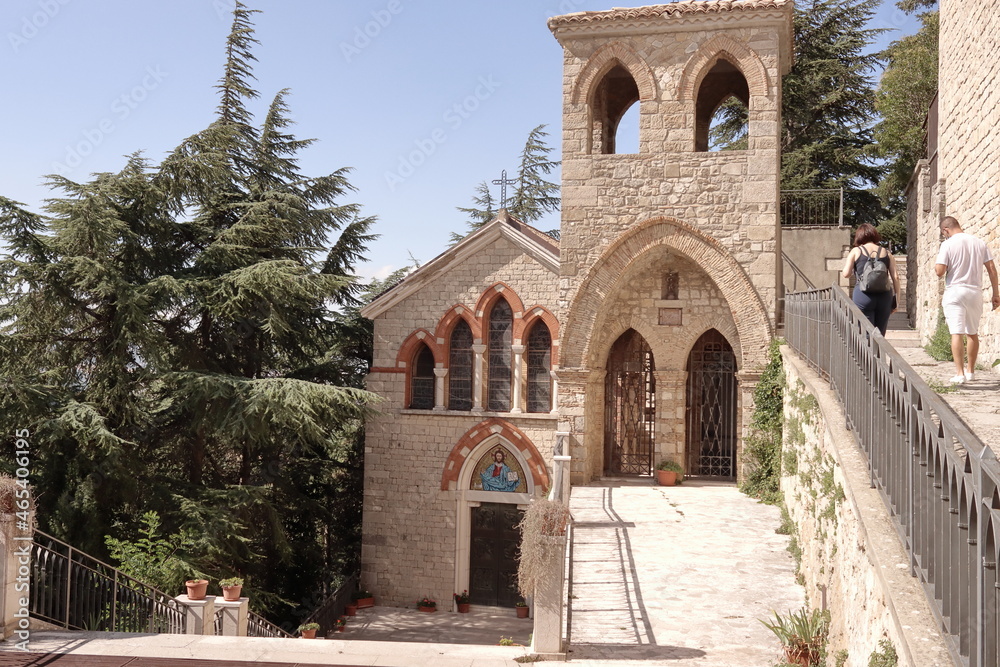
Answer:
[
  {"left": 299, "top": 571, "right": 359, "bottom": 637},
  {"left": 780, "top": 188, "right": 844, "bottom": 227},
  {"left": 247, "top": 610, "right": 293, "bottom": 638},
  {"left": 786, "top": 285, "right": 999, "bottom": 667},
  {"left": 31, "top": 529, "right": 187, "bottom": 633}
]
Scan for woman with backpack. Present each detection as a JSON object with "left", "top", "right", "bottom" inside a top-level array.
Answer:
[{"left": 841, "top": 223, "right": 900, "bottom": 335}]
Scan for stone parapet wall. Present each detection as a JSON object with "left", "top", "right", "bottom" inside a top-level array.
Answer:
[{"left": 780, "top": 348, "right": 952, "bottom": 666}]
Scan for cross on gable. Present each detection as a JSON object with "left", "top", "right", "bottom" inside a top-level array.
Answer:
[{"left": 492, "top": 169, "right": 517, "bottom": 209}]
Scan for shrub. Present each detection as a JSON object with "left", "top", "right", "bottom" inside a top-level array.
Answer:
[
  {"left": 924, "top": 311, "right": 953, "bottom": 362},
  {"left": 740, "top": 339, "right": 784, "bottom": 504}
]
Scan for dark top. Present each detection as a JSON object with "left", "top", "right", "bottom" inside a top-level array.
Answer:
[{"left": 854, "top": 247, "right": 890, "bottom": 277}]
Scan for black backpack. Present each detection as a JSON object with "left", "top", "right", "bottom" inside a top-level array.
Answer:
[{"left": 857, "top": 247, "right": 890, "bottom": 294}]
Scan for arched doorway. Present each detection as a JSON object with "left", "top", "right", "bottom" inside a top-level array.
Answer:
[
  {"left": 604, "top": 329, "right": 656, "bottom": 475},
  {"left": 685, "top": 329, "right": 737, "bottom": 478}
]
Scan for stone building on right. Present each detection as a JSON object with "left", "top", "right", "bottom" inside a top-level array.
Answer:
[{"left": 908, "top": 0, "right": 1000, "bottom": 363}]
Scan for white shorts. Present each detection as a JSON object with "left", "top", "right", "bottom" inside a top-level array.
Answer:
[{"left": 942, "top": 286, "right": 984, "bottom": 335}]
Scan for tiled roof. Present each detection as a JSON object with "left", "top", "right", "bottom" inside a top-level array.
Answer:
[{"left": 549, "top": 0, "right": 790, "bottom": 28}]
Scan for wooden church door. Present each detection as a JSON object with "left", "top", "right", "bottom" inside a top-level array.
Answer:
[
  {"left": 603, "top": 329, "right": 656, "bottom": 476},
  {"left": 469, "top": 502, "right": 523, "bottom": 607},
  {"left": 685, "top": 329, "right": 737, "bottom": 478}
]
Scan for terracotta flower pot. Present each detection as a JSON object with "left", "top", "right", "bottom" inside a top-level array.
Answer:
[
  {"left": 516, "top": 605, "right": 529, "bottom": 618},
  {"left": 185, "top": 579, "right": 209, "bottom": 600},
  {"left": 336, "top": 624, "right": 345, "bottom": 632},
  {"left": 355, "top": 596, "right": 375, "bottom": 609},
  {"left": 656, "top": 469, "right": 678, "bottom": 486},
  {"left": 344, "top": 604, "right": 357, "bottom": 616},
  {"left": 418, "top": 605, "right": 436, "bottom": 613},
  {"left": 457, "top": 603, "right": 471, "bottom": 613},
  {"left": 221, "top": 585, "right": 242, "bottom": 601},
  {"left": 300, "top": 629, "right": 317, "bottom": 639}
]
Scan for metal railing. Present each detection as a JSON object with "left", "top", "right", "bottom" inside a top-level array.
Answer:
[
  {"left": 780, "top": 188, "right": 844, "bottom": 227},
  {"left": 31, "top": 530, "right": 187, "bottom": 633},
  {"left": 786, "top": 285, "right": 999, "bottom": 667},
  {"left": 247, "top": 609, "right": 294, "bottom": 638},
  {"left": 299, "top": 572, "right": 359, "bottom": 637}
]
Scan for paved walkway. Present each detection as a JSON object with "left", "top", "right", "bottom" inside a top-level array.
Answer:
[{"left": 2, "top": 481, "right": 801, "bottom": 666}]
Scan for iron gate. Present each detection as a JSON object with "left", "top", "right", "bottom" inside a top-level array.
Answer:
[
  {"left": 604, "top": 329, "right": 656, "bottom": 476},
  {"left": 685, "top": 329, "right": 737, "bottom": 478}
]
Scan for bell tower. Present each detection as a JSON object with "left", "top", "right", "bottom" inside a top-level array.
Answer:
[{"left": 548, "top": 1, "right": 794, "bottom": 483}]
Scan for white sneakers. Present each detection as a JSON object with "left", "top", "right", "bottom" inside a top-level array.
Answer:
[{"left": 949, "top": 371, "right": 976, "bottom": 385}]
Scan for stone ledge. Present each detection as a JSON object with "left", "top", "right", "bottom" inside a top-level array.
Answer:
[{"left": 781, "top": 347, "right": 954, "bottom": 667}]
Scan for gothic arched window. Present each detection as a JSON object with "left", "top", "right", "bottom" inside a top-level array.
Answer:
[
  {"left": 409, "top": 343, "right": 435, "bottom": 410},
  {"left": 526, "top": 322, "right": 552, "bottom": 413},
  {"left": 487, "top": 299, "right": 513, "bottom": 411},
  {"left": 695, "top": 58, "right": 749, "bottom": 152},
  {"left": 449, "top": 320, "right": 473, "bottom": 410},
  {"left": 590, "top": 63, "right": 640, "bottom": 154}
]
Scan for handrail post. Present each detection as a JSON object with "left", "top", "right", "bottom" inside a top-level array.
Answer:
[{"left": 64, "top": 546, "right": 72, "bottom": 629}]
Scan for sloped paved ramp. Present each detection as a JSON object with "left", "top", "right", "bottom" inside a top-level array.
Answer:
[{"left": 567, "top": 480, "right": 804, "bottom": 666}]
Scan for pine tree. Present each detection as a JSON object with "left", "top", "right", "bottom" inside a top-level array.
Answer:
[
  {"left": 781, "top": 0, "right": 887, "bottom": 226},
  {"left": 873, "top": 4, "right": 938, "bottom": 250},
  {"left": 0, "top": 1, "right": 378, "bottom": 623},
  {"left": 452, "top": 124, "right": 559, "bottom": 243}
]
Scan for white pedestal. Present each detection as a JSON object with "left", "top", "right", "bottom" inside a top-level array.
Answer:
[
  {"left": 215, "top": 598, "right": 249, "bottom": 636},
  {"left": 176, "top": 594, "right": 216, "bottom": 635}
]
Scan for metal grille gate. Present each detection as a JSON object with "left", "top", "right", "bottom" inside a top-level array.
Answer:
[
  {"left": 685, "top": 329, "right": 737, "bottom": 478},
  {"left": 604, "top": 329, "right": 656, "bottom": 476}
]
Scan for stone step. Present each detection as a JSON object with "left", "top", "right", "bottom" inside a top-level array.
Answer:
[{"left": 885, "top": 329, "right": 921, "bottom": 348}]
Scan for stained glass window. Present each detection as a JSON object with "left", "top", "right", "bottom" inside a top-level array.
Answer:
[
  {"left": 526, "top": 322, "right": 552, "bottom": 413},
  {"left": 487, "top": 299, "right": 512, "bottom": 411},
  {"left": 410, "top": 344, "right": 435, "bottom": 409},
  {"left": 449, "top": 320, "right": 473, "bottom": 410}
]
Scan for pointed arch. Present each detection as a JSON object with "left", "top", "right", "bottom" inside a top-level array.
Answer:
[
  {"left": 561, "top": 216, "right": 772, "bottom": 373},
  {"left": 475, "top": 282, "right": 525, "bottom": 323},
  {"left": 440, "top": 418, "right": 550, "bottom": 492},
  {"left": 677, "top": 34, "right": 771, "bottom": 104},
  {"left": 572, "top": 41, "right": 656, "bottom": 106},
  {"left": 519, "top": 305, "right": 560, "bottom": 365},
  {"left": 434, "top": 304, "right": 481, "bottom": 342},
  {"left": 395, "top": 328, "right": 442, "bottom": 368}
]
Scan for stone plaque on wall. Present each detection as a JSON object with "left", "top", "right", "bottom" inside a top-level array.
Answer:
[{"left": 658, "top": 308, "right": 682, "bottom": 326}]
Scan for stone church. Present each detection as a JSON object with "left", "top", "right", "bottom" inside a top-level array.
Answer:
[{"left": 359, "top": 0, "right": 794, "bottom": 609}]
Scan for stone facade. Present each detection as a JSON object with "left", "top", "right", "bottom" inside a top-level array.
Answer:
[
  {"left": 550, "top": 1, "right": 793, "bottom": 482},
  {"left": 360, "top": 1, "right": 794, "bottom": 608},
  {"left": 909, "top": 1, "right": 1000, "bottom": 361}
]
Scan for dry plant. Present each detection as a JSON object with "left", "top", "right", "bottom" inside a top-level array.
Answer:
[{"left": 516, "top": 498, "right": 571, "bottom": 599}]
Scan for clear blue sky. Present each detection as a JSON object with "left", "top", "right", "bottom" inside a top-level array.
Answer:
[{"left": 0, "top": 0, "right": 919, "bottom": 281}]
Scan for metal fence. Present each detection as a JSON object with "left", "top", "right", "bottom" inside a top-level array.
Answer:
[
  {"left": 785, "top": 285, "right": 1000, "bottom": 667},
  {"left": 31, "top": 530, "right": 186, "bottom": 633},
  {"left": 780, "top": 188, "right": 844, "bottom": 227},
  {"left": 299, "top": 571, "right": 359, "bottom": 637},
  {"left": 247, "top": 609, "right": 294, "bottom": 638}
]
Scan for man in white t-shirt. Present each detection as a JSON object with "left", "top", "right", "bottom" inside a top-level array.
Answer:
[{"left": 934, "top": 216, "right": 999, "bottom": 383}]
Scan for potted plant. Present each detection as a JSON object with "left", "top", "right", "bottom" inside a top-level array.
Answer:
[
  {"left": 656, "top": 459, "right": 683, "bottom": 486},
  {"left": 335, "top": 617, "right": 346, "bottom": 632},
  {"left": 352, "top": 589, "right": 375, "bottom": 609},
  {"left": 761, "top": 608, "right": 829, "bottom": 666},
  {"left": 298, "top": 622, "right": 320, "bottom": 639},
  {"left": 344, "top": 601, "right": 357, "bottom": 616},
  {"left": 219, "top": 577, "right": 244, "bottom": 601},
  {"left": 515, "top": 600, "right": 529, "bottom": 618},
  {"left": 417, "top": 596, "right": 437, "bottom": 612},
  {"left": 454, "top": 590, "right": 471, "bottom": 613},
  {"left": 185, "top": 578, "right": 209, "bottom": 601}
]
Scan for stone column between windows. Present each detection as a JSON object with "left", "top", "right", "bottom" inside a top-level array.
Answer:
[
  {"left": 510, "top": 344, "right": 525, "bottom": 414},
  {"left": 433, "top": 367, "right": 448, "bottom": 411},
  {"left": 653, "top": 370, "right": 687, "bottom": 463},
  {"left": 549, "top": 368, "right": 559, "bottom": 415},
  {"left": 472, "top": 344, "right": 486, "bottom": 412}
]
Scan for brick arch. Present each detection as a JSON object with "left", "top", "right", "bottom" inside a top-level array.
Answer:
[
  {"left": 395, "top": 329, "right": 442, "bottom": 368},
  {"left": 440, "top": 418, "right": 550, "bottom": 492},
  {"left": 571, "top": 41, "right": 657, "bottom": 106},
  {"left": 474, "top": 282, "right": 525, "bottom": 321},
  {"left": 676, "top": 34, "right": 771, "bottom": 103},
  {"left": 516, "top": 305, "right": 560, "bottom": 356},
  {"left": 561, "top": 216, "right": 772, "bottom": 373},
  {"left": 433, "top": 304, "right": 481, "bottom": 342}
]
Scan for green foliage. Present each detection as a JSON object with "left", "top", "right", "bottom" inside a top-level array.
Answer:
[
  {"left": 104, "top": 511, "right": 198, "bottom": 595},
  {"left": 835, "top": 648, "right": 850, "bottom": 667},
  {"left": 783, "top": 449, "right": 798, "bottom": 476},
  {"left": 453, "top": 124, "right": 560, "bottom": 243},
  {"left": 761, "top": 608, "right": 830, "bottom": 667},
  {"left": 868, "top": 639, "right": 899, "bottom": 667},
  {"left": 0, "top": 2, "right": 379, "bottom": 627},
  {"left": 708, "top": 98, "right": 749, "bottom": 151},
  {"left": 781, "top": 0, "right": 887, "bottom": 226},
  {"left": 924, "top": 311, "right": 953, "bottom": 361},
  {"left": 657, "top": 459, "right": 683, "bottom": 473},
  {"left": 874, "top": 10, "right": 938, "bottom": 225},
  {"left": 740, "top": 340, "right": 784, "bottom": 504}
]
